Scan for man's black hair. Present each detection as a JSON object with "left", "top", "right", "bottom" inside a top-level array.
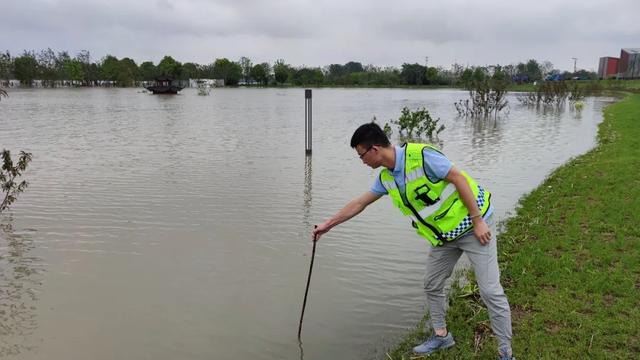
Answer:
[{"left": 350, "top": 122, "right": 391, "bottom": 148}]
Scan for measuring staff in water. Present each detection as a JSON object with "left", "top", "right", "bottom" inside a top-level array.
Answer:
[{"left": 312, "top": 122, "right": 515, "bottom": 360}]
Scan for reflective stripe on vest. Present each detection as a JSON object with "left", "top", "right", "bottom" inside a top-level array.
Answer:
[{"left": 380, "top": 143, "right": 491, "bottom": 246}]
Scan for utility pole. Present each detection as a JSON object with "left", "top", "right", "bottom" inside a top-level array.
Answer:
[{"left": 572, "top": 57, "right": 577, "bottom": 73}]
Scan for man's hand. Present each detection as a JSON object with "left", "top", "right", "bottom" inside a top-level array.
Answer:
[
  {"left": 312, "top": 222, "right": 330, "bottom": 242},
  {"left": 473, "top": 218, "right": 491, "bottom": 245}
]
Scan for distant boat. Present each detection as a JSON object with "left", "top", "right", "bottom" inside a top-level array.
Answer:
[{"left": 145, "top": 76, "right": 184, "bottom": 94}]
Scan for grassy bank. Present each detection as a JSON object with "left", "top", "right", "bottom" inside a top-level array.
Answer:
[{"left": 386, "top": 93, "right": 640, "bottom": 359}]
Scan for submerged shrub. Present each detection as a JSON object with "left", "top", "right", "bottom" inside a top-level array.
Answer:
[
  {"left": 1, "top": 150, "right": 33, "bottom": 213},
  {"left": 392, "top": 106, "right": 445, "bottom": 140},
  {"left": 517, "top": 80, "right": 584, "bottom": 107},
  {"left": 455, "top": 67, "right": 509, "bottom": 118}
]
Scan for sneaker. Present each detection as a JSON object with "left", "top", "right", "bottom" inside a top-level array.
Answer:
[
  {"left": 498, "top": 354, "right": 515, "bottom": 360},
  {"left": 412, "top": 332, "right": 455, "bottom": 354}
]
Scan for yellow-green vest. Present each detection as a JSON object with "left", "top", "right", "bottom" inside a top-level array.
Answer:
[{"left": 379, "top": 143, "right": 491, "bottom": 246}]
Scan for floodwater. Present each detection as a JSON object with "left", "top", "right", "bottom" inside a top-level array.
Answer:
[{"left": 0, "top": 88, "right": 614, "bottom": 359}]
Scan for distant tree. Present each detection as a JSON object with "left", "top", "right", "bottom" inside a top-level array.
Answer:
[
  {"left": 424, "top": 66, "right": 441, "bottom": 85},
  {"left": 100, "top": 55, "right": 120, "bottom": 82},
  {"left": 502, "top": 64, "right": 517, "bottom": 80},
  {"left": 344, "top": 61, "right": 364, "bottom": 73},
  {"left": 525, "top": 59, "right": 542, "bottom": 81},
  {"left": 326, "top": 64, "right": 345, "bottom": 83},
  {"left": 212, "top": 58, "right": 242, "bottom": 86},
  {"left": 117, "top": 58, "right": 138, "bottom": 86},
  {"left": 540, "top": 61, "right": 554, "bottom": 78},
  {"left": 63, "top": 59, "right": 85, "bottom": 84},
  {"left": 250, "top": 63, "right": 269, "bottom": 85},
  {"left": 138, "top": 61, "right": 157, "bottom": 81},
  {"left": 75, "top": 50, "right": 92, "bottom": 85},
  {"left": 13, "top": 51, "right": 38, "bottom": 87},
  {"left": 180, "top": 62, "right": 200, "bottom": 80},
  {"left": 0, "top": 51, "right": 12, "bottom": 81},
  {"left": 273, "top": 59, "right": 291, "bottom": 84},
  {"left": 239, "top": 56, "right": 253, "bottom": 84},
  {"left": 157, "top": 55, "right": 181, "bottom": 78},
  {"left": 86, "top": 63, "right": 101, "bottom": 86},
  {"left": 56, "top": 51, "right": 72, "bottom": 81},
  {"left": 37, "top": 48, "right": 58, "bottom": 87},
  {"left": 401, "top": 63, "right": 427, "bottom": 85},
  {"left": 291, "top": 67, "right": 324, "bottom": 86},
  {"left": 200, "top": 63, "right": 215, "bottom": 79}
]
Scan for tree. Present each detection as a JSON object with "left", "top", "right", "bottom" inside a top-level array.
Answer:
[
  {"left": 273, "top": 59, "right": 291, "bottom": 84},
  {"left": 239, "top": 56, "right": 253, "bottom": 84},
  {"left": 13, "top": 52, "right": 38, "bottom": 87},
  {"left": 117, "top": 58, "right": 138, "bottom": 86},
  {"left": 344, "top": 61, "right": 364, "bottom": 73},
  {"left": 63, "top": 59, "right": 84, "bottom": 84},
  {"left": 157, "top": 55, "right": 181, "bottom": 78},
  {"left": 525, "top": 59, "right": 542, "bottom": 82},
  {"left": 291, "top": 67, "right": 324, "bottom": 86},
  {"left": 326, "top": 64, "right": 345, "bottom": 84},
  {"left": 138, "top": 61, "right": 157, "bottom": 81},
  {"left": 56, "top": 51, "right": 72, "bottom": 81},
  {"left": 401, "top": 63, "right": 427, "bottom": 85},
  {"left": 212, "top": 58, "right": 242, "bottom": 86},
  {"left": 424, "top": 66, "right": 440, "bottom": 85},
  {"left": 180, "top": 62, "right": 200, "bottom": 80},
  {"left": 75, "top": 50, "right": 92, "bottom": 85},
  {"left": 37, "top": 48, "right": 58, "bottom": 87},
  {"left": 0, "top": 51, "right": 13, "bottom": 81},
  {"left": 101, "top": 55, "right": 120, "bottom": 82},
  {"left": 250, "top": 63, "right": 269, "bottom": 85},
  {"left": 540, "top": 61, "right": 554, "bottom": 78}
]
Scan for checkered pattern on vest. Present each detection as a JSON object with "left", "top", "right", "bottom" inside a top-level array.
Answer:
[{"left": 442, "top": 186, "right": 486, "bottom": 240}]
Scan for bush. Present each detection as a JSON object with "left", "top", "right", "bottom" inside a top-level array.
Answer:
[{"left": 392, "top": 107, "right": 445, "bottom": 140}]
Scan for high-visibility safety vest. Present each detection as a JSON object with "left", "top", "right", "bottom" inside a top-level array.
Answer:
[{"left": 379, "top": 143, "right": 491, "bottom": 246}]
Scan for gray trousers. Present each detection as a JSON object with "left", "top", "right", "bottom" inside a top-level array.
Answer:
[{"left": 424, "top": 216, "right": 513, "bottom": 354}]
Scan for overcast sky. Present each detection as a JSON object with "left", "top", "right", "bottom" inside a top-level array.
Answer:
[{"left": 2, "top": 0, "right": 639, "bottom": 71}]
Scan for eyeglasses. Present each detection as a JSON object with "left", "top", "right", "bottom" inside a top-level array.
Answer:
[{"left": 358, "top": 146, "right": 373, "bottom": 159}]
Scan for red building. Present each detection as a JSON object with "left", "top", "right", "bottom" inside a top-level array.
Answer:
[
  {"left": 598, "top": 57, "right": 619, "bottom": 79},
  {"left": 618, "top": 48, "right": 640, "bottom": 79}
]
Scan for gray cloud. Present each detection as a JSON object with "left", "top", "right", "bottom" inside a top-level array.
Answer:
[{"left": 2, "top": 0, "right": 639, "bottom": 70}]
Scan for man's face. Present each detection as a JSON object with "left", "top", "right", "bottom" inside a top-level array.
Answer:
[{"left": 355, "top": 144, "right": 379, "bottom": 168}]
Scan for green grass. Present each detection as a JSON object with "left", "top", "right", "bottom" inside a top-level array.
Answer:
[{"left": 385, "top": 93, "right": 640, "bottom": 359}]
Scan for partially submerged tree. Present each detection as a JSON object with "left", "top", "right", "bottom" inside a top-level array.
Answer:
[{"left": 1, "top": 150, "right": 32, "bottom": 213}]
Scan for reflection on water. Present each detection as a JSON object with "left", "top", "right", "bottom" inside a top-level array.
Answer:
[
  {"left": 0, "top": 218, "right": 42, "bottom": 356},
  {"left": 0, "top": 88, "right": 614, "bottom": 360}
]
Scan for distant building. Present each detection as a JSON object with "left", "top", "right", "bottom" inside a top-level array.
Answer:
[
  {"left": 188, "top": 78, "right": 224, "bottom": 88},
  {"left": 618, "top": 48, "right": 640, "bottom": 79},
  {"left": 598, "top": 57, "right": 619, "bottom": 79}
]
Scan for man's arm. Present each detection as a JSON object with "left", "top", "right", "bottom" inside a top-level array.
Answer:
[
  {"left": 312, "top": 191, "right": 382, "bottom": 241},
  {"left": 445, "top": 166, "right": 492, "bottom": 245}
]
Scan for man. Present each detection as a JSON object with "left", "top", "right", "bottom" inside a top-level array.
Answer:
[{"left": 312, "top": 123, "right": 514, "bottom": 360}]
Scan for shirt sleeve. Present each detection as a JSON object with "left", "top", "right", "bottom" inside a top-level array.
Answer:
[
  {"left": 370, "top": 174, "right": 388, "bottom": 195},
  {"left": 423, "top": 148, "right": 453, "bottom": 181}
]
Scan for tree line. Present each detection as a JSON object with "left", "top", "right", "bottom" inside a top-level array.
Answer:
[{"left": 0, "top": 49, "right": 597, "bottom": 88}]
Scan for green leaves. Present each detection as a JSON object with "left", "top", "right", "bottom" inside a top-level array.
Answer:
[
  {"left": 1, "top": 149, "right": 32, "bottom": 213},
  {"left": 392, "top": 106, "right": 445, "bottom": 141}
]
